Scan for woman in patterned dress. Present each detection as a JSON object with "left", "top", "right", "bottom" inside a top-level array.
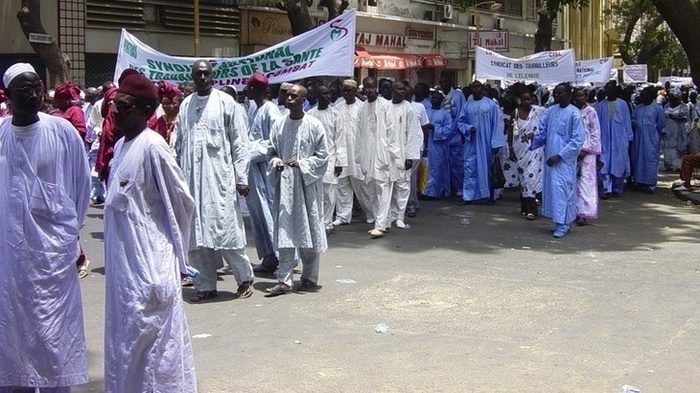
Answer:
[{"left": 508, "top": 91, "right": 545, "bottom": 219}]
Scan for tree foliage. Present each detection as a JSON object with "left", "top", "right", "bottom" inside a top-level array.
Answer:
[
  {"left": 651, "top": 0, "right": 700, "bottom": 85},
  {"left": 276, "top": 0, "right": 349, "bottom": 36},
  {"left": 534, "top": 0, "right": 589, "bottom": 53},
  {"left": 606, "top": 0, "right": 688, "bottom": 79}
]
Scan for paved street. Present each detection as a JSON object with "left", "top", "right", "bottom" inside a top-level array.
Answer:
[{"left": 73, "top": 175, "right": 699, "bottom": 392}]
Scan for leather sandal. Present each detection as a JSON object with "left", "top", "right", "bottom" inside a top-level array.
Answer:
[
  {"left": 189, "top": 290, "right": 218, "bottom": 302},
  {"left": 264, "top": 284, "right": 291, "bottom": 297},
  {"left": 233, "top": 283, "right": 253, "bottom": 299}
]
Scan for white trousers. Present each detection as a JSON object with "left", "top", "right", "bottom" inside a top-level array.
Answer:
[
  {"left": 323, "top": 182, "right": 336, "bottom": 228},
  {"left": 391, "top": 174, "right": 410, "bottom": 223},
  {"left": 189, "top": 247, "right": 253, "bottom": 291},
  {"left": 335, "top": 176, "right": 354, "bottom": 223},
  {"left": 277, "top": 248, "right": 320, "bottom": 287},
  {"left": 374, "top": 179, "right": 394, "bottom": 231},
  {"left": 352, "top": 177, "right": 376, "bottom": 222}
]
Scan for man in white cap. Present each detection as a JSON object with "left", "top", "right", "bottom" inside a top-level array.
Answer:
[
  {"left": 0, "top": 63, "right": 90, "bottom": 392},
  {"left": 333, "top": 79, "right": 371, "bottom": 225},
  {"left": 277, "top": 82, "right": 293, "bottom": 114}
]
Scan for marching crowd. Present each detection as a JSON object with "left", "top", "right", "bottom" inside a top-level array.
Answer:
[{"left": 0, "top": 57, "right": 696, "bottom": 391}]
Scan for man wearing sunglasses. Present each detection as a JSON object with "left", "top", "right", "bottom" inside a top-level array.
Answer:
[
  {"left": 103, "top": 69, "right": 197, "bottom": 392},
  {"left": 0, "top": 63, "right": 90, "bottom": 392}
]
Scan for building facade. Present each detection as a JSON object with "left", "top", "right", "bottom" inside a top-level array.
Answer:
[
  {"left": 0, "top": 0, "right": 581, "bottom": 89},
  {"left": 561, "top": 0, "right": 616, "bottom": 61},
  {"left": 0, "top": 0, "right": 240, "bottom": 88}
]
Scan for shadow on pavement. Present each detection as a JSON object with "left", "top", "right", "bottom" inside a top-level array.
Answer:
[{"left": 327, "top": 181, "right": 698, "bottom": 257}]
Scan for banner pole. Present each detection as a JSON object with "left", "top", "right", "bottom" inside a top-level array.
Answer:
[{"left": 194, "top": 0, "right": 200, "bottom": 56}]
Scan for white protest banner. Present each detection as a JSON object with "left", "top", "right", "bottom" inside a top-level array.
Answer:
[
  {"left": 475, "top": 46, "right": 576, "bottom": 84},
  {"left": 622, "top": 64, "right": 648, "bottom": 84},
  {"left": 659, "top": 76, "right": 694, "bottom": 86},
  {"left": 114, "top": 10, "right": 356, "bottom": 90},
  {"left": 575, "top": 57, "right": 614, "bottom": 84}
]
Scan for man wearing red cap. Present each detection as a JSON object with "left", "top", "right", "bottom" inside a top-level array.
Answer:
[
  {"left": 103, "top": 70, "right": 197, "bottom": 391},
  {"left": 51, "top": 82, "right": 92, "bottom": 278},
  {"left": 52, "top": 82, "right": 87, "bottom": 146},
  {"left": 245, "top": 71, "right": 283, "bottom": 273},
  {"left": 0, "top": 63, "right": 90, "bottom": 392},
  {"left": 147, "top": 80, "right": 182, "bottom": 145},
  {"left": 174, "top": 60, "right": 255, "bottom": 301}
]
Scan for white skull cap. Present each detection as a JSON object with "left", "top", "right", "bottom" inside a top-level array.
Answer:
[{"left": 3, "top": 63, "right": 38, "bottom": 88}]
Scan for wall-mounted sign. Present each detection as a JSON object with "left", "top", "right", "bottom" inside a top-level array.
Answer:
[
  {"left": 406, "top": 28, "right": 434, "bottom": 41},
  {"left": 247, "top": 11, "right": 293, "bottom": 46},
  {"left": 355, "top": 32, "right": 407, "bottom": 48},
  {"left": 29, "top": 32, "right": 54, "bottom": 45},
  {"left": 468, "top": 30, "right": 509, "bottom": 52}
]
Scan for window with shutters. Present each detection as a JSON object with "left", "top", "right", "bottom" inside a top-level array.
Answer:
[
  {"left": 86, "top": 0, "right": 240, "bottom": 37},
  {"left": 526, "top": 0, "right": 543, "bottom": 20},
  {"left": 462, "top": 0, "right": 522, "bottom": 17},
  {"left": 503, "top": 0, "right": 522, "bottom": 17}
]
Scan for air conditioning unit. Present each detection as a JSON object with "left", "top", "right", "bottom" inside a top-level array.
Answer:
[
  {"left": 496, "top": 18, "right": 505, "bottom": 30},
  {"left": 441, "top": 4, "right": 453, "bottom": 21},
  {"left": 424, "top": 10, "right": 436, "bottom": 21}
]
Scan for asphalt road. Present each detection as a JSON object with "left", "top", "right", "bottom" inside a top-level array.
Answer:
[{"left": 73, "top": 174, "right": 699, "bottom": 392}]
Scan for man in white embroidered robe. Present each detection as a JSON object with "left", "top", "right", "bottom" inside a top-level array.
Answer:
[
  {"left": 333, "top": 79, "right": 368, "bottom": 224},
  {"left": 174, "top": 60, "right": 254, "bottom": 301},
  {"left": 307, "top": 85, "right": 345, "bottom": 232},
  {"left": 359, "top": 78, "right": 398, "bottom": 238},
  {"left": 387, "top": 81, "right": 421, "bottom": 229},
  {"left": 265, "top": 84, "right": 328, "bottom": 296},
  {"left": 0, "top": 63, "right": 90, "bottom": 392},
  {"left": 104, "top": 70, "right": 197, "bottom": 392}
]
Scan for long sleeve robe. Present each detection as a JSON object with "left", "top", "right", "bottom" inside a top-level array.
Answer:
[
  {"left": 174, "top": 89, "right": 250, "bottom": 250},
  {"left": 388, "top": 100, "right": 422, "bottom": 181},
  {"left": 457, "top": 96, "right": 505, "bottom": 201},
  {"left": 424, "top": 107, "right": 452, "bottom": 198},
  {"left": 268, "top": 115, "right": 328, "bottom": 252},
  {"left": 531, "top": 104, "right": 585, "bottom": 225},
  {"left": 335, "top": 100, "right": 363, "bottom": 180},
  {"left": 307, "top": 106, "right": 346, "bottom": 184},
  {"left": 577, "top": 106, "right": 602, "bottom": 219},
  {"left": 595, "top": 98, "right": 634, "bottom": 178},
  {"left": 245, "top": 100, "right": 281, "bottom": 259},
  {"left": 104, "top": 130, "right": 196, "bottom": 393},
  {"left": 631, "top": 102, "right": 666, "bottom": 185},
  {"left": 0, "top": 113, "right": 90, "bottom": 388},
  {"left": 443, "top": 88, "right": 468, "bottom": 192},
  {"left": 662, "top": 103, "right": 689, "bottom": 170},
  {"left": 358, "top": 99, "right": 396, "bottom": 183}
]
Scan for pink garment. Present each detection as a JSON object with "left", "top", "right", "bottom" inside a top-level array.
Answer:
[{"left": 577, "top": 105, "right": 602, "bottom": 219}]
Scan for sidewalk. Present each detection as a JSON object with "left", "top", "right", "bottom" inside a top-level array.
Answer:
[
  {"left": 673, "top": 186, "right": 700, "bottom": 205},
  {"left": 667, "top": 173, "right": 700, "bottom": 205}
]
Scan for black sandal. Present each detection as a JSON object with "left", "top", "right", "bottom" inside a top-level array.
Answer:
[{"left": 189, "top": 290, "right": 218, "bottom": 302}]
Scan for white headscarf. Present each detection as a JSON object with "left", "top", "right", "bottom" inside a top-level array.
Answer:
[{"left": 3, "top": 63, "right": 38, "bottom": 88}]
